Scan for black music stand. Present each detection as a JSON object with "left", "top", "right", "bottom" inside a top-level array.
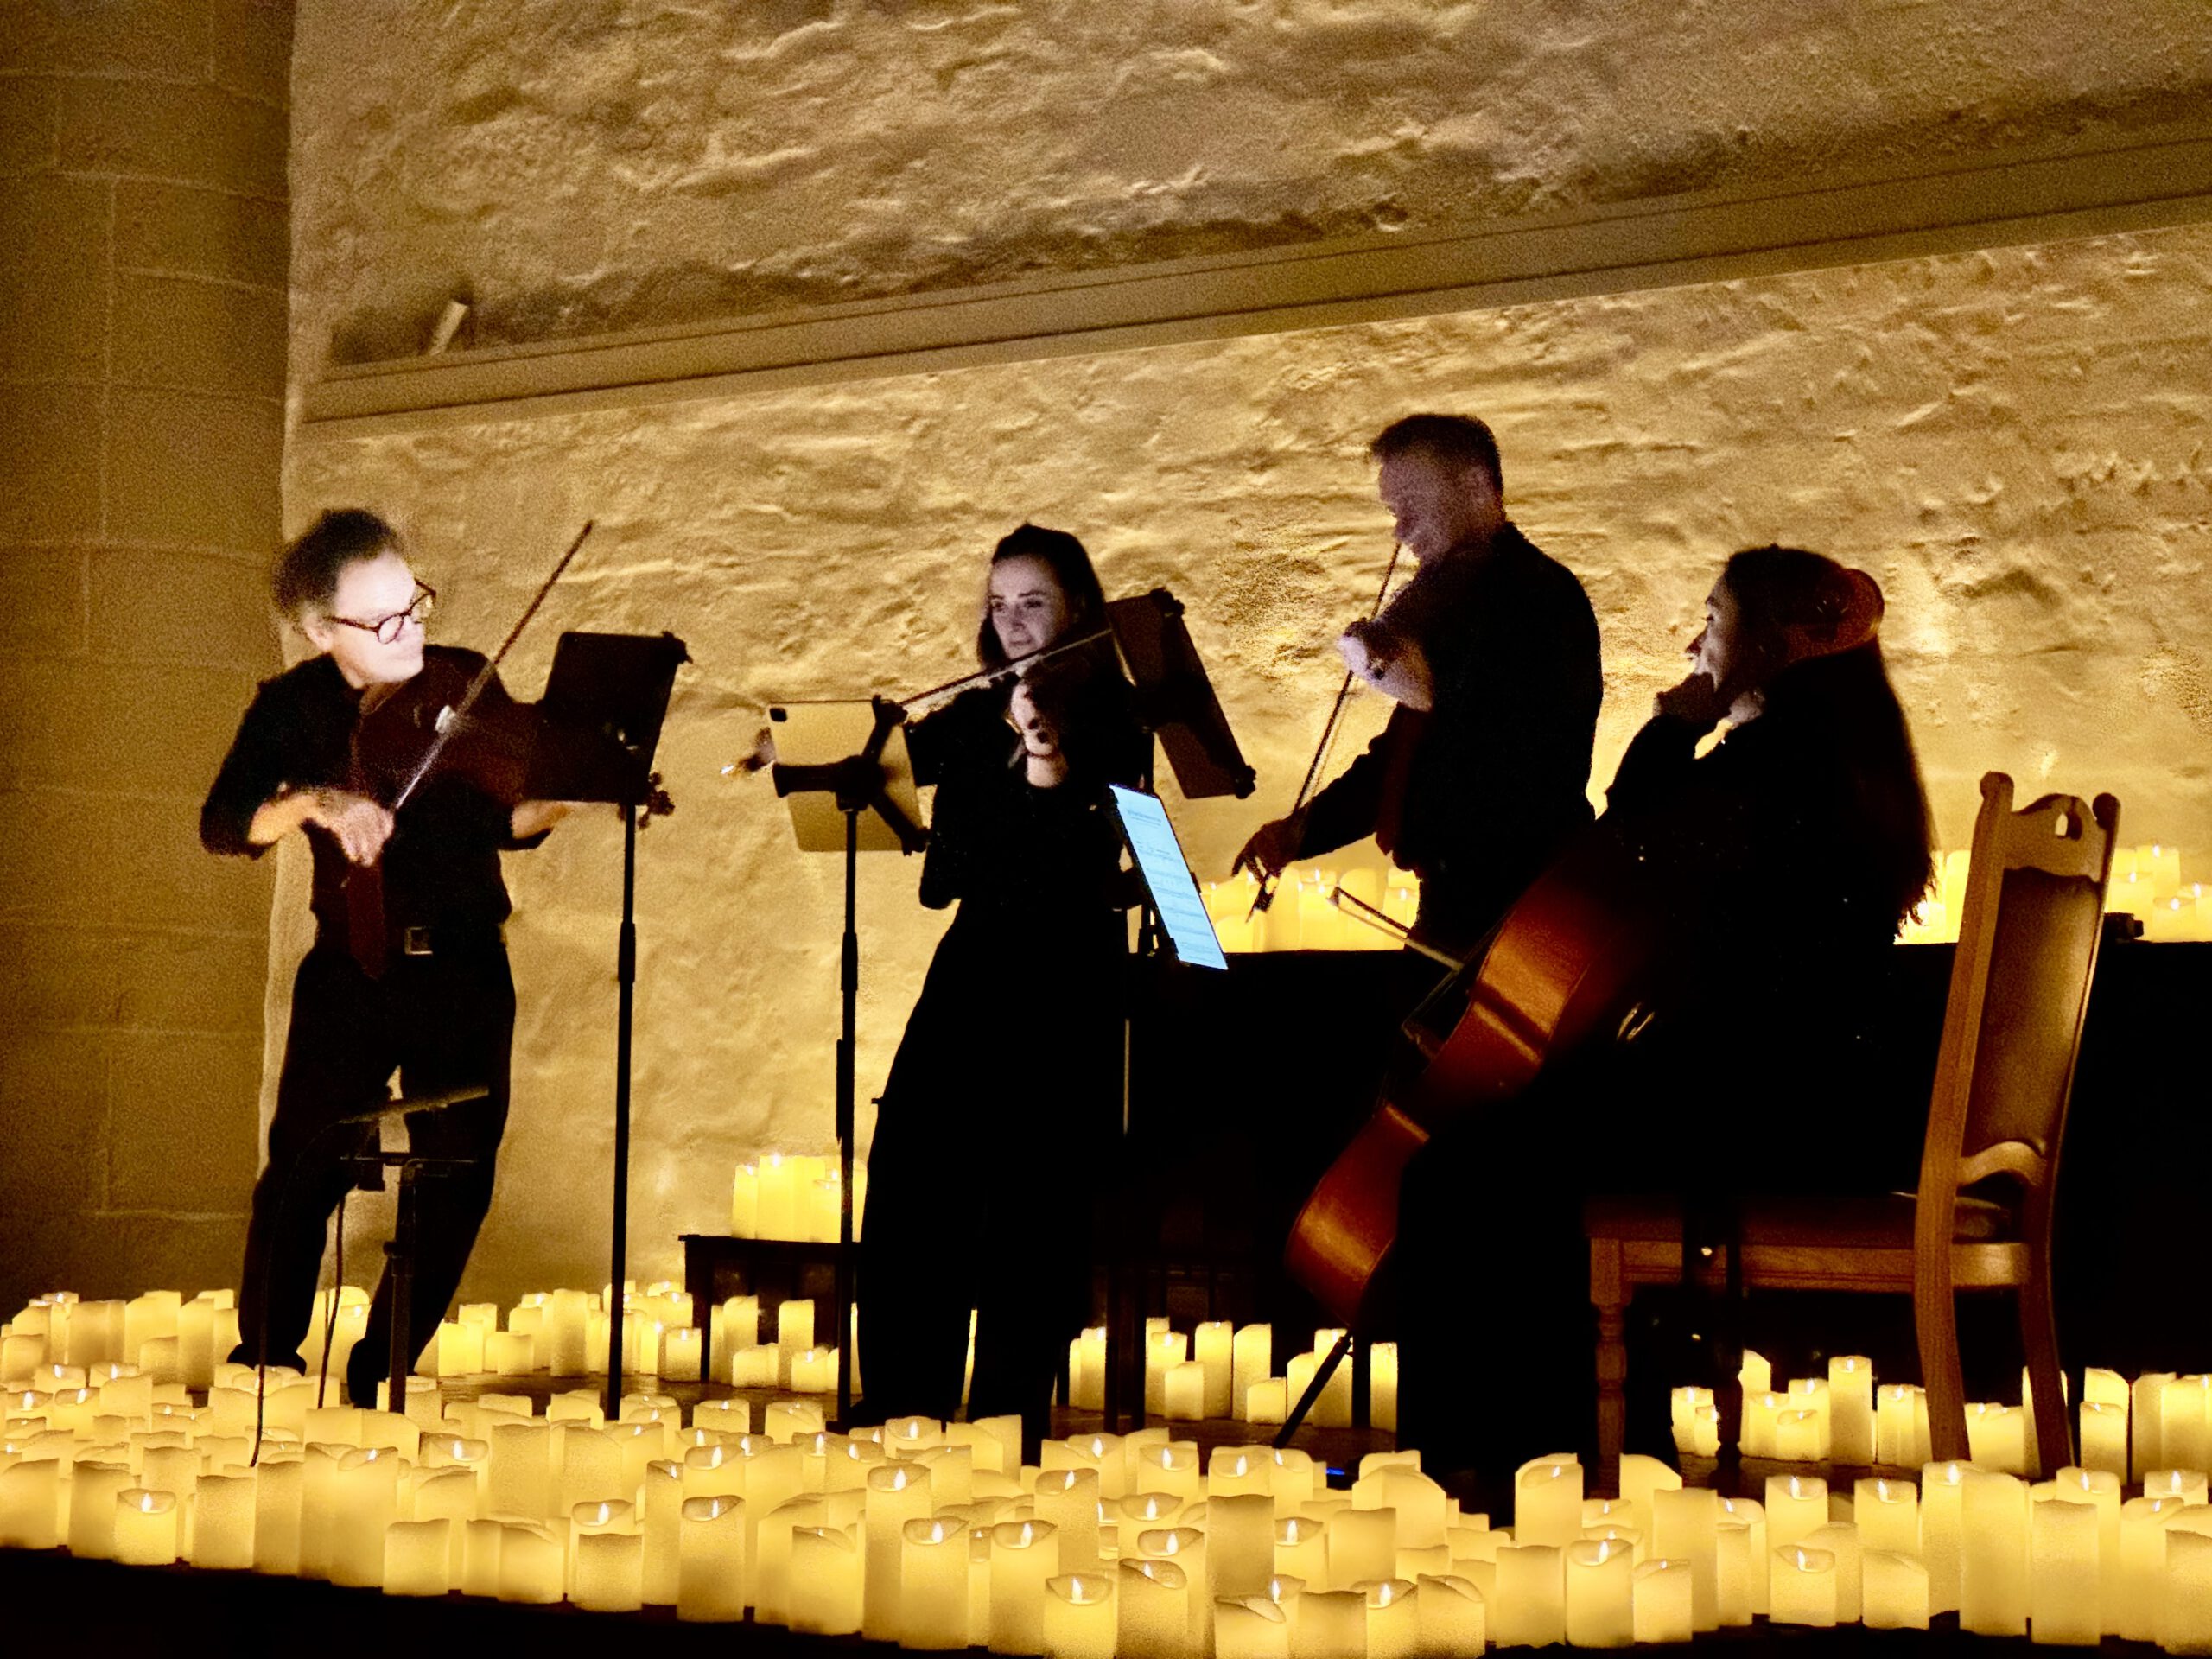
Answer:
[
  {"left": 526, "top": 630, "right": 689, "bottom": 1420},
  {"left": 1106, "top": 589, "right": 1255, "bottom": 802},
  {"left": 769, "top": 696, "right": 927, "bottom": 1426}
]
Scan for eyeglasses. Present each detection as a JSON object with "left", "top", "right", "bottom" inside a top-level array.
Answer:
[{"left": 328, "top": 582, "right": 435, "bottom": 645}]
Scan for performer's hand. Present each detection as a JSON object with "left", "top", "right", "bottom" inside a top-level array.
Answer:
[
  {"left": 1339, "top": 623, "right": 1434, "bottom": 711},
  {"left": 1234, "top": 817, "right": 1302, "bottom": 881},
  {"left": 307, "top": 788, "right": 395, "bottom": 865},
  {"left": 509, "top": 800, "right": 573, "bottom": 839},
  {"left": 1007, "top": 681, "right": 1071, "bottom": 790},
  {"left": 1655, "top": 669, "right": 1732, "bottom": 732}
]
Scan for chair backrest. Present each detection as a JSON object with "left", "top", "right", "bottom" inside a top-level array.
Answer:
[{"left": 1917, "top": 772, "right": 2119, "bottom": 1215}]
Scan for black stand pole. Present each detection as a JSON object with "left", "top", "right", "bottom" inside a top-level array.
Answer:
[
  {"left": 836, "top": 804, "right": 860, "bottom": 1427},
  {"left": 605, "top": 803, "right": 639, "bottom": 1421}
]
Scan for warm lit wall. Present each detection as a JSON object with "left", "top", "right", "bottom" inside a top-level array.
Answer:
[
  {"left": 0, "top": 2, "right": 291, "bottom": 1318},
  {"left": 267, "top": 3, "right": 2212, "bottom": 1309}
]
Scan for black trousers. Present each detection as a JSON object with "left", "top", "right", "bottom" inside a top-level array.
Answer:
[
  {"left": 231, "top": 938, "right": 514, "bottom": 1402},
  {"left": 859, "top": 912, "right": 1121, "bottom": 1459}
]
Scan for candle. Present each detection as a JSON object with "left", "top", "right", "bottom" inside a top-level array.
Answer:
[
  {"left": 1217, "top": 1594, "right": 1291, "bottom": 1659},
  {"left": 789, "top": 1523, "right": 863, "bottom": 1635},
  {"left": 1714, "top": 1495, "right": 1766, "bottom": 1616},
  {"left": 1770, "top": 1545, "right": 1837, "bottom": 1627},
  {"left": 496, "top": 1521, "right": 564, "bottom": 1604},
  {"left": 1164, "top": 1363, "right": 1206, "bottom": 1423},
  {"left": 1244, "top": 1380, "right": 1288, "bottom": 1427},
  {"left": 1140, "top": 1331, "right": 1187, "bottom": 1418},
  {"left": 327, "top": 1446, "right": 399, "bottom": 1587},
  {"left": 1232, "top": 1326, "right": 1273, "bottom": 1422},
  {"left": 677, "top": 1494, "right": 747, "bottom": 1622},
  {"left": 1516, "top": 1458, "right": 1584, "bottom": 1548},
  {"left": 1135, "top": 1442, "right": 1204, "bottom": 1504},
  {"left": 0, "top": 1459, "right": 60, "bottom": 1550},
  {"left": 1411, "top": 1572, "right": 1484, "bottom": 1653},
  {"left": 1775, "top": 1408, "right": 1825, "bottom": 1462},
  {"left": 2023, "top": 1491, "right": 2099, "bottom": 1645},
  {"left": 1670, "top": 1387, "right": 1718, "bottom": 1458},
  {"left": 1875, "top": 1383, "right": 1921, "bottom": 1466},
  {"left": 1823, "top": 1356, "right": 1874, "bottom": 1464},
  {"left": 1564, "top": 1537, "right": 1633, "bottom": 1647},
  {"left": 1327, "top": 1506, "right": 1395, "bottom": 1591},
  {"left": 1117, "top": 1557, "right": 1192, "bottom": 1659},
  {"left": 1276, "top": 1515, "right": 1330, "bottom": 1586},
  {"left": 1967, "top": 1402, "right": 2031, "bottom": 1476},
  {"left": 1492, "top": 1544, "right": 1566, "bottom": 1649},
  {"left": 1916, "top": 1459, "right": 1966, "bottom": 1615},
  {"left": 1630, "top": 1557, "right": 1693, "bottom": 1644},
  {"left": 115, "top": 1485, "right": 181, "bottom": 1566},
  {"left": 865, "top": 1462, "right": 934, "bottom": 1639},
  {"left": 486, "top": 1420, "right": 552, "bottom": 1520},
  {"left": 2134, "top": 1373, "right": 2176, "bottom": 1482},
  {"left": 985, "top": 1518, "right": 1060, "bottom": 1653},
  {"left": 1803, "top": 1521, "right": 1860, "bottom": 1623},
  {"left": 2146, "top": 1467, "right": 2212, "bottom": 1506},
  {"left": 1360, "top": 1577, "right": 1415, "bottom": 1659},
  {"left": 1034, "top": 1467, "right": 1102, "bottom": 1574},
  {"left": 1289, "top": 1585, "right": 1363, "bottom": 1659},
  {"left": 1763, "top": 1471, "right": 1826, "bottom": 1555},
  {"left": 1649, "top": 1484, "right": 1719, "bottom": 1631},
  {"left": 1359, "top": 1464, "right": 1447, "bottom": 1551},
  {"left": 381, "top": 1516, "right": 450, "bottom": 1597},
  {"left": 1044, "top": 1572, "right": 1117, "bottom": 1659},
  {"left": 2078, "top": 1400, "right": 2127, "bottom": 1479},
  {"left": 1854, "top": 1476, "right": 1917, "bottom": 1555},
  {"left": 1068, "top": 1328, "right": 1108, "bottom": 1412},
  {"left": 2119, "top": 1494, "right": 2185, "bottom": 1642},
  {"left": 901, "top": 1516, "right": 972, "bottom": 1649},
  {"left": 188, "top": 1470, "right": 256, "bottom": 1569},
  {"left": 1714, "top": 1516, "right": 1753, "bottom": 1626},
  {"left": 790, "top": 1346, "right": 837, "bottom": 1394},
  {"left": 1190, "top": 1322, "right": 1235, "bottom": 1420},
  {"left": 2166, "top": 1528, "right": 2212, "bottom": 1654},
  {"left": 1961, "top": 1466, "right": 2030, "bottom": 1637},
  {"left": 246, "top": 1454, "right": 303, "bottom": 1575},
  {"left": 1210, "top": 1491, "right": 1277, "bottom": 1600},
  {"left": 1283, "top": 1349, "right": 1354, "bottom": 1429}
]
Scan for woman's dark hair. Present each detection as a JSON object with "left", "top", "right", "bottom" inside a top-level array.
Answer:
[
  {"left": 275, "top": 508, "right": 402, "bottom": 620},
  {"left": 1724, "top": 546, "right": 1936, "bottom": 928},
  {"left": 974, "top": 522, "right": 1109, "bottom": 671}
]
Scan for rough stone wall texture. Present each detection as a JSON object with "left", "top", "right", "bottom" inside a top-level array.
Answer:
[
  {"left": 277, "top": 2, "right": 2212, "bottom": 1312},
  {"left": 0, "top": 0, "right": 291, "bottom": 1318}
]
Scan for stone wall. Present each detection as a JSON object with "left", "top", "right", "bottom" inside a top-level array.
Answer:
[
  {"left": 0, "top": 1, "right": 291, "bottom": 1318},
  {"left": 276, "top": 3, "right": 2212, "bottom": 1311}
]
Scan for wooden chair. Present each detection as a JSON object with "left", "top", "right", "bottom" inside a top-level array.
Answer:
[{"left": 1585, "top": 772, "right": 2119, "bottom": 1483}]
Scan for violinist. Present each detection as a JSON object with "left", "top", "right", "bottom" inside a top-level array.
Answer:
[
  {"left": 1236, "top": 414, "right": 1602, "bottom": 959},
  {"left": 1392, "top": 545, "right": 1934, "bottom": 1503},
  {"left": 859, "top": 524, "right": 1148, "bottom": 1459},
  {"left": 200, "top": 507, "right": 569, "bottom": 1406}
]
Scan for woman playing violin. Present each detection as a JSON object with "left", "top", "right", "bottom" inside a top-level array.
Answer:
[
  {"left": 1393, "top": 544, "right": 1933, "bottom": 1500},
  {"left": 200, "top": 507, "right": 569, "bottom": 1405},
  {"left": 859, "top": 524, "right": 1148, "bottom": 1458}
]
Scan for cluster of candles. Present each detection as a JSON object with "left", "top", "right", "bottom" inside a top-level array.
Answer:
[
  {"left": 729, "top": 1153, "right": 868, "bottom": 1243},
  {"left": 1198, "top": 869, "right": 1420, "bottom": 954},
  {"left": 1903, "top": 841, "right": 2209, "bottom": 944},
  {"left": 1067, "top": 1321, "right": 1396, "bottom": 1434}
]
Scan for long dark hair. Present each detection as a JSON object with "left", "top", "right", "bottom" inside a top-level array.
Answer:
[
  {"left": 974, "top": 523, "right": 1109, "bottom": 671},
  {"left": 1724, "top": 547, "right": 1935, "bottom": 928}
]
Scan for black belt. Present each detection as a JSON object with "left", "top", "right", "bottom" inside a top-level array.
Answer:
[{"left": 388, "top": 923, "right": 505, "bottom": 958}]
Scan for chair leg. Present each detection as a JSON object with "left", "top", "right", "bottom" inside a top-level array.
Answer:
[
  {"left": 1590, "top": 1236, "right": 1627, "bottom": 1493},
  {"left": 2019, "top": 1275, "right": 2073, "bottom": 1477},
  {"left": 1916, "top": 1280, "right": 1970, "bottom": 1465}
]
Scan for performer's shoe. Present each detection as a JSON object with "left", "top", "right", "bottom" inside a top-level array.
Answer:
[{"left": 226, "top": 1341, "right": 308, "bottom": 1373}]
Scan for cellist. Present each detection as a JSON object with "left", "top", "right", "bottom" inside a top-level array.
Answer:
[
  {"left": 1235, "top": 414, "right": 1603, "bottom": 960},
  {"left": 200, "top": 508, "right": 571, "bottom": 1406}
]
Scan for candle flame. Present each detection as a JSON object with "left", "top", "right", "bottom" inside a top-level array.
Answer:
[
  {"left": 1595, "top": 1541, "right": 1612, "bottom": 1563},
  {"left": 1788, "top": 1476, "right": 1805, "bottom": 1498},
  {"left": 1876, "top": 1479, "right": 1892, "bottom": 1500},
  {"left": 931, "top": 1521, "right": 947, "bottom": 1543},
  {"left": 1020, "top": 1522, "right": 1034, "bottom": 1546},
  {"left": 140, "top": 1492, "right": 156, "bottom": 1512},
  {"left": 1795, "top": 1548, "right": 1808, "bottom": 1569}
]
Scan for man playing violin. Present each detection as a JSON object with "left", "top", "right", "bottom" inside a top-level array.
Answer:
[
  {"left": 1236, "top": 414, "right": 1602, "bottom": 958},
  {"left": 201, "top": 507, "right": 567, "bottom": 1406}
]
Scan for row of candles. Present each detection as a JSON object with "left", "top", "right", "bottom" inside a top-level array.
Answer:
[
  {"left": 1679, "top": 1351, "right": 2212, "bottom": 1486},
  {"left": 1198, "top": 869, "right": 1420, "bottom": 955},
  {"left": 12, "top": 1332, "right": 2212, "bottom": 1652},
  {"left": 1903, "top": 841, "right": 2212, "bottom": 944}
]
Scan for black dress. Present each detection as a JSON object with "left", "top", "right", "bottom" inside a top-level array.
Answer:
[
  {"left": 858, "top": 660, "right": 1148, "bottom": 1452},
  {"left": 1392, "top": 648, "right": 1922, "bottom": 1487}
]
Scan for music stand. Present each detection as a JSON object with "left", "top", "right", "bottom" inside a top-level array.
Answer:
[
  {"left": 769, "top": 696, "right": 927, "bottom": 1425},
  {"left": 1105, "top": 589, "right": 1256, "bottom": 801},
  {"left": 525, "top": 629, "right": 689, "bottom": 1419}
]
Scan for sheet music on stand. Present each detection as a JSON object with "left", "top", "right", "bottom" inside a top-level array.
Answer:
[{"left": 1109, "top": 785, "right": 1227, "bottom": 971}]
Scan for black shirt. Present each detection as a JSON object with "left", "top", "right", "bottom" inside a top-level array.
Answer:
[
  {"left": 1300, "top": 523, "right": 1603, "bottom": 917},
  {"left": 200, "top": 645, "right": 544, "bottom": 940}
]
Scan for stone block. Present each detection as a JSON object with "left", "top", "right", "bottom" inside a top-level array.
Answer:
[
  {"left": 0, "top": 790, "right": 112, "bottom": 926},
  {"left": 0, "top": 74, "right": 57, "bottom": 173},
  {"left": 107, "top": 1028, "right": 262, "bottom": 1211},
  {"left": 0, "top": 921, "right": 269, "bottom": 1033},
  {"left": 107, "top": 385, "right": 283, "bottom": 552},
  {"left": 0, "top": 0, "right": 209, "bottom": 79},
  {"left": 213, "top": 0, "right": 293, "bottom": 106},
  {"left": 90, "top": 543, "right": 279, "bottom": 668},
  {"left": 108, "top": 791, "right": 273, "bottom": 934},
  {"left": 113, "top": 270, "right": 286, "bottom": 398},
  {"left": 116, "top": 178, "right": 287, "bottom": 286},
  {"left": 0, "top": 1027, "right": 105, "bottom": 1224},
  {"left": 0, "top": 546, "right": 89, "bottom": 655},
  {"left": 0, "top": 385, "right": 105, "bottom": 542},
  {"left": 0, "top": 170, "right": 109, "bottom": 378},
  {"left": 57, "top": 78, "right": 284, "bottom": 197},
  {"left": 0, "top": 657, "right": 256, "bottom": 797}
]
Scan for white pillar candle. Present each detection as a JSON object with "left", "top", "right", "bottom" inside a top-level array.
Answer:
[
  {"left": 1918, "top": 1459, "right": 1967, "bottom": 1614},
  {"left": 480, "top": 1331, "right": 534, "bottom": 1377},
  {"left": 639, "top": 1458, "right": 683, "bottom": 1605},
  {"left": 1775, "top": 1408, "right": 1824, "bottom": 1462},
  {"left": 1368, "top": 1343, "right": 1399, "bottom": 1434},
  {"left": 0, "top": 1459, "right": 60, "bottom": 1549},
  {"left": 2118, "top": 1494, "right": 2184, "bottom": 1643},
  {"left": 1289, "top": 1585, "right": 1363, "bottom": 1659},
  {"left": 1565, "top": 1537, "right": 1634, "bottom": 1647},
  {"left": 789, "top": 1523, "right": 863, "bottom": 1635},
  {"left": 2147, "top": 1468, "right": 2212, "bottom": 1506},
  {"left": 113, "top": 1486, "right": 179, "bottom": 1566},
  {"left": 1769, "top": 1545, "right": 1837, "bottom": 1627},
  {"left": 1803, "top": 1521, "right": 1860, "bottom": 1623},
  {"left": 1361, "top": 1578, "right": 1416, "bottom": 1659},
  {"left": 1764, "top": 1471, "right": 1826, "bottom": 1555},
  {"left": 1826, "top": 1356, "right": 1875, "bottom": 1464},
  {"left": 1649, "top": 1484, "right": 1719, "bottom": 1632},
  {"left": 1516, "top": 1458, "right": 1584, "bottom": 1548},
  {"left": 1034, "top": 1467, "right": 1103, "bottom": 1574},
  {"left": 677, "top": 1494, "right": 747, "bottom": 1621},
  {"left": 902, "top": 1515, "right": 972, "bottom": 1649},
  {"left": 248, "top": 1455, "right": 303, "bottom": 1575},
  {"left": 1192, "top": 1322, "right": 1235, "bottom": 1420},
  {"left": 768, "top": 1399, "right": 828, "bottom": 1444},
  {"left": 1967, "top": 1402, "right": 2031, "bottom": 1476},
  {"left": 1961, "top": 1466, "right": 2030, "bottom": 1637},
  {"left": 791, "top": 1346, "right": 837, "bottom": 1394},
  {"left": 1876, "top": 1384, "right": 1921, "bottom": 1466},
  {"left": 1711, "top": 1496, "right": 1764, "bottom": 1616},
  {"left": 1327, "top": 1506, "right": 1395, "bottom": 1592},
  {"left": 1854, "top": 1476, "right": 1917, "bottom": 1555},
  {"left": 1217, "top": 1594, "right": 1292, "bottom": 1659},
  {"left": 1135, "top": 1441, "right": 1205, "bottom": 1504},
  {"left": 2163, "top": 1525, "right": 2212, "bottom": 1654},
  {"left": 1283, "top": 1350, "right": 1354, "bottom": 1430},
  {"left": 1492, "top": 1543, "right": 1567, "bottom": 1649},
  {"left": 1164, "top": 1362, "right": 1207, "bottom": 1422},
  {"left": 1361, "top": 1465, "right": 1448, "bottom": 1551},
  {"left": 1618, "top": 1453, "right": 1678, "bottom": 1519},
  {"left": 1630, "top": 1556, "right": 1694, "bottom": 1644},
  {"left": 1741, "top": 1391, "right": 1785, "bottom": 1459},
  {"left": 1411, "top": 1573, "right": 1483, "bottom": 1655},
  {"left": 1117, "top": 1558, "right": 1193, "bottom": 1659},
  {"left": 2134, "top": 1372, "right": 2176, "bottom": 1483},
  {"left": 2053, "top": 1465, "right": 2124, "bottom": 1631},
  {"left": 1670, "top": 1387, "right": 1716, "bottom": 1458},
  {"left": 1713, "top": 1518, "right": 1752, "bottom": 1626},
  {"left": 1141, "top": 1331, "right": 1188, "bottom": 1417},
  {"left": 328, "top": 1446, "right": 400, "bottom": 1587},
  {"left": 383, "top": 1516, "right": 452, "bottom": 1597},
  {"left": 1232, "top": 1326, "right": 1273, "bottom": 1421},
  {"left": 495, "top": 1521, "right": 564, "bottom": 1604},
  {"left": 60, "top": 1457, "right": 122, "bottom": 1560},
  {"left": 486, "top": 1420, "right": 551, "bottom": 1519},
  {"left": 1856, "top": 1546, "right": 1929, "bottom": 1631},
  {"left": 188, "top": 1470, "right": 256, "bottom": 1569},
  {"left": 1208, "top": 1446, "right": 1274, "bottom": 1501},
  {"left": 1069, "top": 1328, "right": 1108, "bottom": 1412},
  {"left": 2164, "top": 1376, "right": 2212, "bottom": 1478},
  {"left": 865, "top": 1462, "right": 935, "bottom": 1640},
  {"left": 2024, "top": 1491, "right": 2099, "bottom": 1646},
  {"left": 2080, "top": 1401, "right": 2128, "bottom": 1479},
  {"left": 1044, "top": 1572, "right": 1117, "bottom": 1659},
  {"left": 1276, "top": 1515, "right": 1330, "bottom": 1586},
  {"left": 1209, "top": 1491, "right": 1277, "bottom": 1600},
  {"left": 571, "top": 1529, "right": 644, "bottom": 1612},
  {"left": 987, "top": 1518, "right": 1060, "bottom": 1654}
]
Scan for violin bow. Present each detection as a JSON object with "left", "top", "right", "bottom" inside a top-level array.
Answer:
[
  {"left": 388, "top": 520, "right": 595, "bottom": 813},
  {"left": 1249, "top": 539, "right": 1405, "bottom": 919}
]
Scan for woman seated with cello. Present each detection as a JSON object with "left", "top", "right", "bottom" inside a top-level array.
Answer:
[
  {"left": 1391, "top": 544, "right": 1934, "bottom": 1499},
  {"left": 859, "top": 524, "right": 1148, "bottom": 1459}
]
